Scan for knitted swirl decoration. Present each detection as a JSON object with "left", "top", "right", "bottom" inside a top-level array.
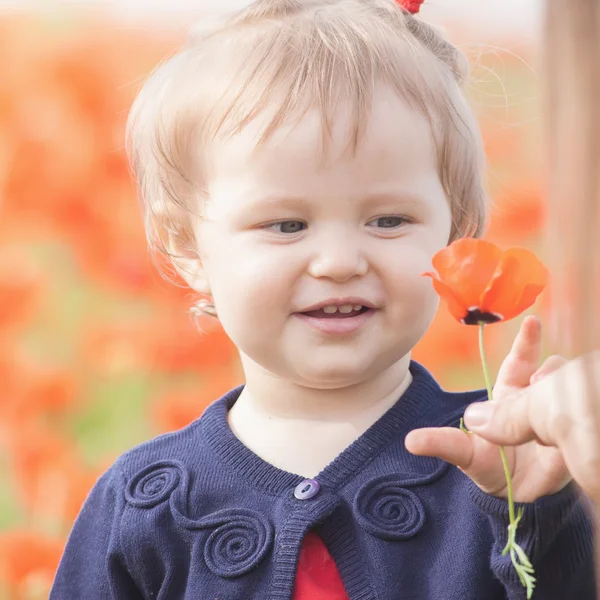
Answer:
[
  {"left": 125, "top": 461, "right": 185, "bottom": 508},
  {"left": 197, "top": 509, "right": 274, "bottom": 578},
  {"left": 396, "top": 0, "right": 424, "bottom": 13},
  {"left": 125, "top": 461, "right": 274, "bottom": 578},
  {"left": 354, "top": 476, "right": 426, "bottom": 541}
]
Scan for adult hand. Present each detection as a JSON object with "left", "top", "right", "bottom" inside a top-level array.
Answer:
[{"left": 406, "top": 317, "right": 587, "bottom": 503}]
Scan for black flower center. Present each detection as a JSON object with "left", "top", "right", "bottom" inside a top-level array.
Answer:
[{"left": 461, "top": 307, "right": 503, "bottom": 325}]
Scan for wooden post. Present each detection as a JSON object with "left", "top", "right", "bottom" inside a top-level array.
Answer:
[
  {"left": 545, "top": 0, "right": 600, "bottom": 359},
  {"left": 544, "top": 0, "right": 600, "bottom": 589}
]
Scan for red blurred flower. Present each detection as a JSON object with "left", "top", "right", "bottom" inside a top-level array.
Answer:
[
  {"left": 150, "top": 369, "right": 241, "bottom": 433},
  {"left": 79, "top": 319, "right": 157, "bottom": 376},
  {"left": 0, "top": 529, "right": 65, "bottom": 600},
  {"left": 5, "top": 425, "right": 73, "bottom": 510},
  {"left": 22, "top": 367, "right": 78, "bottom": 415},
  {"left": 4, "top": 422, "right": 102, "bottom": 524},
  {"left": 0, "top": 345, "right": 80, "bottom": 440},
  {"left": 0, "top": 248, "right": 45, "bottom": 334},
  {"left": 150, "top": 312, "right": 237, "bottom": 373},
  {"left": 0, "top": 16, "right": 179, "bottom": 301},
  {"left": 422, "top": 238, "right": 548, "bottom": 325}
]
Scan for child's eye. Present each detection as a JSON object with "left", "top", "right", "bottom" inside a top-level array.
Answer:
[
  {"left": 262, "top": 220, "right": 306, "bottom": 234},
  {"left": 261, "top": 216, "right": 411, "bottom": 234},
  {"left": 368, "top": 216, "right": 411, "bottom": 229}
]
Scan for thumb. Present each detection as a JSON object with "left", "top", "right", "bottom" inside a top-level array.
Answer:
[{"left": 494, "top": 315, "right": 543, "bottom": 392}]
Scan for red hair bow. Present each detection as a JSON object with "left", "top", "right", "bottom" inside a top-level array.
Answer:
[{"left": 396, "top": 0, "right": 424, "bottom": 13}]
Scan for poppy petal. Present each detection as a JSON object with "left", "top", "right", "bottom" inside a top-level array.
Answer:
[
  {"left": 423, "top": 273, "right": 471, "bottom": 322},
  {"left": 480, "top": 248, "right": 549, "bottom": 321},
  {"left": 431, "top": 238, "right": 504, "bottom": 308}
]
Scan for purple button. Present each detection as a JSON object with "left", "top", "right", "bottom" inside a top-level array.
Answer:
[{"left": 294, "top": 479, "right": 321, "bottom": 500}]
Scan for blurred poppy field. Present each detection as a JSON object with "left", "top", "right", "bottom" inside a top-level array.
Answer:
[{"left": 0, "top": 10, "right": 552, "bottom": 599}]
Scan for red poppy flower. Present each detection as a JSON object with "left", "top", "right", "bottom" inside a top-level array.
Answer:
[{"left": 422, "top": 238, "right": 549, "bottom": 325}]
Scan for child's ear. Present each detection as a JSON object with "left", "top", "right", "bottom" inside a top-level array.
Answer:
[{"left": 164, "top": 231, "right": 211, "bottom": 296}]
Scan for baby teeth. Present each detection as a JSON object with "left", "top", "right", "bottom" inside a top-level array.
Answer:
[{"left": 322, "top": 304, "right": 363, "bottom": 314}]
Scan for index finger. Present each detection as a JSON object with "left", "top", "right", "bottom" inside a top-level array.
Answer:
[{"left": 465, "top": 352, "right": 600, "bottom": 449}]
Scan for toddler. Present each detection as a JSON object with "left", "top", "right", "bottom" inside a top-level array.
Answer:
[{"left": 49, "top": 1, "right": 597, "bottom": 598}]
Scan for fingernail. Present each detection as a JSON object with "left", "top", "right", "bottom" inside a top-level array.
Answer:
[{"left": 464, "top": 403, "right": 494, "bottom": 429}]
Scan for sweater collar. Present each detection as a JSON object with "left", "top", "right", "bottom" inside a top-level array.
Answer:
[{"left": 201, "top": 360, "right": 450, "bottom": 496}]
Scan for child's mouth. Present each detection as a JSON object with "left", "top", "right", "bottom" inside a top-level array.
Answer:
[
  {"left": 294, "top": 307, "right": 375, "bottom": 335},
  {"left": 301, "top": 306, "right": 371, "bottom": 319}
]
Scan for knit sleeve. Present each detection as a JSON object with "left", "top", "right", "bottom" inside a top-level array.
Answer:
[
  {"left": 49, "top": 461, "right": 142, "bottom": 600},
  {"left": 468, "top": 479, "right": 597, "bottom": 599}
]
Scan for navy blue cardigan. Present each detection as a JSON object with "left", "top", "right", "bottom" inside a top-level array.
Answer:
[{"left": 50, "top": 361, "right": 596, "bottom": 599}]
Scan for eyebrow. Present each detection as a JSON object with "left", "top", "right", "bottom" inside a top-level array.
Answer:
[{"left": 244, "top": 192, "right": 428, "bottom": 210}]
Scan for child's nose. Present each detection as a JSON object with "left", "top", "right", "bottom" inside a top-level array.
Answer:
[{"left": 307, "top": 240, "right": 368, "bottom": 282}]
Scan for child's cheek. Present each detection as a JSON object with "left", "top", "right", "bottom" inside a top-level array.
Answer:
[{"left": 390, "top": 258, "right": 440, "bottom": 317}]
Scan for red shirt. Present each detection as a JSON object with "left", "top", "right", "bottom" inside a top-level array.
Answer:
[{"left": 292, "top": 531, "right": 350, "bottom": 600}]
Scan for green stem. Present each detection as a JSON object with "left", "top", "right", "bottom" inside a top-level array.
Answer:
[
  {"left": 478, "top": 324, "right": 516, "bottom": 532},
  {"left": 472, "top": 323, "right": 535, "bottom": 597}
]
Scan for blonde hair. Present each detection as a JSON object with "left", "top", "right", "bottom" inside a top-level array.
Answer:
[{"left": 126, "top": 0, "right": 489, "bottom": 314}]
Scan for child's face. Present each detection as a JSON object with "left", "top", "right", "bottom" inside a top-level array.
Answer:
[{"left": 195, "top": 84, "right": 452, "bottom": 388}]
